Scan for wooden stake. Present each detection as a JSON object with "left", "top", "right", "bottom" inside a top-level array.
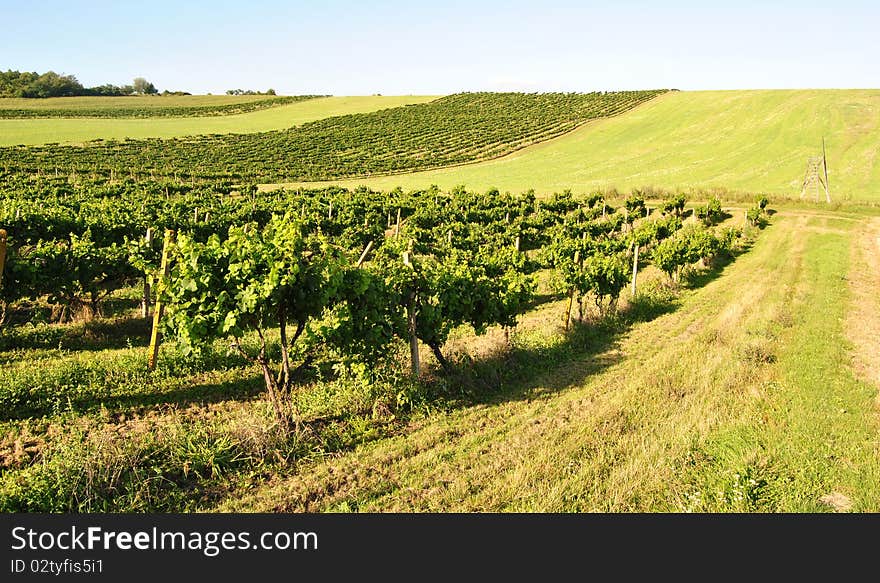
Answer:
[
  {"left": 515, "top": 235, "right": 521, "bottom": 253},
  {"left": 148, "top": 230, "right": 175, "bottom": 371},
  {"left": 631, "top": 243, "right": 640, "bottom": 297},
  {"left": 395, "top": 208, "right": 401, "bottom": 238},
  {"left": 402, "top": 251, "right": 420, "bottom": 377},
  {"left": 0, "top": 229, "right": 7, "bottom": 289},
  {"left": 356, "top": 240, "right": 374, "bottom": 267},
  {"left": 565, "top": 250, "right": 580, "bottom": 331},
  {"left": 141, "top": 228, "right": 153, "bottom": 318}
]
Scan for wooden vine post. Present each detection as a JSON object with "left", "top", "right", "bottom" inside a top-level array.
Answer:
[
  {"left": 402, "top": 250, "right": 420, "bottom": 377},
  {"left": 356, "top": 240, "right": 374, "bottom": 267},
  {"left": 631, "top": 243, "right": 640, "bottom": 297},
  {"left": 565, "top": 249, "right": 580, "bottom": 331},
  {"left": 141, "top": 227, "right": 153, "bottom": 318},
  {"left": 0, "top": 229, "right": 7, "bottom": 289},
  {"left": 148, "top": 229, "right": 175, "bottom": 371}
]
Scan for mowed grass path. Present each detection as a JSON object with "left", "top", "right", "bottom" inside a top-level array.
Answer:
[
  {"left": 0, "top": 95, "right": 438, "bottom": 146},
  {"left": 221, "top": 209, "right": 880, "bottom": 512},
  {"left": 289, "top": 90, "right": 880, "bottom": 201}
]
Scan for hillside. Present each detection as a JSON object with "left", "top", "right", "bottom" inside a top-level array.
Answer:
[
  {"left": 0, "top": 95, "right": 439, "bottom": 146},
  {"left": 290, "top": 90, "right": 880, "bottom": 202},
  {"left": 0, "top": 91, "right": 665, "bottom": 178}
]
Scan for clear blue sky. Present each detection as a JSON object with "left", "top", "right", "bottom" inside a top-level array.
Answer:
[{"left": 2, "top": 0, "right": 878, "bottom": 95}]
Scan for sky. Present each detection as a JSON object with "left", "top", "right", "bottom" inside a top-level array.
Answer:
[{"left": 2, "top": 0, "right": 878, "bottom": 95}]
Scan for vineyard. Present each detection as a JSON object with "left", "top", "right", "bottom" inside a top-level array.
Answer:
[
  {"left": 0, "top": 95, "right": 325, "bottom": 119},
  {"left": 0, "top": 167, "right": 772, "bottom": 510},
  {"left": 0, "top": 87, "right": 878, "bottom": 514},
  {"left": 0, "top": 91, "right": 665, "bottom": 182},
  {"left": 0, "top": 95, "right": 442, "bottom": 147}
]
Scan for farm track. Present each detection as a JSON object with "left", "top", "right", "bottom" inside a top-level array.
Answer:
[
  {"left": 221, "top": 209, "right": 880, "bottom": 512},
  {"left": 846, "top": 216, "right": 880, "bottom": 395}
]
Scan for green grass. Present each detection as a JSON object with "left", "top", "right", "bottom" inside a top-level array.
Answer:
[
  {"left": 289, "top": 90, "right": 880, "bottom": 202},
  {"left": 0, "top": 95, "right": 439, "bottom": 146}
]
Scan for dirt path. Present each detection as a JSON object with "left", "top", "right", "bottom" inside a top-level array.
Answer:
[{"left": 846, "top": 216, "right": 880, "bottom": 396}]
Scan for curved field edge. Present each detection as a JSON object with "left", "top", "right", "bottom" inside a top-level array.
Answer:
[
  {"left": 0, "top": 95, "right": 324, "bottom": 119},
  {"left": 219, "top": 209, "right": 880, "bottom": 512},
  {"left": 280, "top": 90, "right": 880, "bottom": 202},
  {"left": 0, "top": 95, "right": 441, "bottom": 146}
]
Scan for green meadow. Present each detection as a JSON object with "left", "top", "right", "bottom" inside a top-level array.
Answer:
[{"left": 288, "top": 90, "right": 880, "bottom": 202}]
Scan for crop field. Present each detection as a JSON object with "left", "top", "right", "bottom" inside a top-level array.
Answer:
[
  {"left": 0, "top": 94, "right": 321, "bottom": 118},
  {"left": 0, "top": 90, "right": 878, "bottom": 514},
  {"left": 293, "top": 90, "right": 880, "bottom": 202},
  {"left": 0, "top": 95, "right": 440, "bottom": 146},
  {"left": 0, "top": 91, "right": 665, "bottom": 178}
]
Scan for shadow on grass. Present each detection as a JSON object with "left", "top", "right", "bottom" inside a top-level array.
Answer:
[
  {"left": 0, "top": 314, "right": 151, "bottom": 354},
  {"left": 71, "top": 375, "right": 267, "bottom": 417},
  {"left": 416, "top": 238, "right": 756, "bottom": 413},
  {"left": 419, "top": 289, "right": 681, "bottom": 413},
  {"left": 683, "top": 241, "right": 753, "bottom": 290}
]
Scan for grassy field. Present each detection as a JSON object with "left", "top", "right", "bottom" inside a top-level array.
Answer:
[
  {"left": 2, "top": 204, "right": 878, "bottom": 512},
  {"left": 285, "top": 90, "right": 880, "bottom": 202},
  {"left": 0, "top": 95, "right": 439, "bottom": 146}
]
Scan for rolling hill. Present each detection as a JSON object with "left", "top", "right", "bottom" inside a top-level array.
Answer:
[{"left": 287, "top": 90, "right": 880, "bottom": 202}]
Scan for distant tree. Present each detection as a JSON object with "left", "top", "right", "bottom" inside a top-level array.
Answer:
[
  {"left": 132, "top": 77, "right": 158, "bottom": 95},
  {"left": 0, "top": 70, "right": 39, "bottom": 96},
  {"left": 86, "top": 83, "right": 133, "bottom": 96},
  {"left": 225, "top": 88, "right": 277, "bottom": 96},
  {"left": 21, "top": 71, "right": 84, "bottom": 98}
]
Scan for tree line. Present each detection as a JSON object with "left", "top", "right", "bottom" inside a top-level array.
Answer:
[{"left": 0, "top": 70, "right": 169, "bottom": 98}]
